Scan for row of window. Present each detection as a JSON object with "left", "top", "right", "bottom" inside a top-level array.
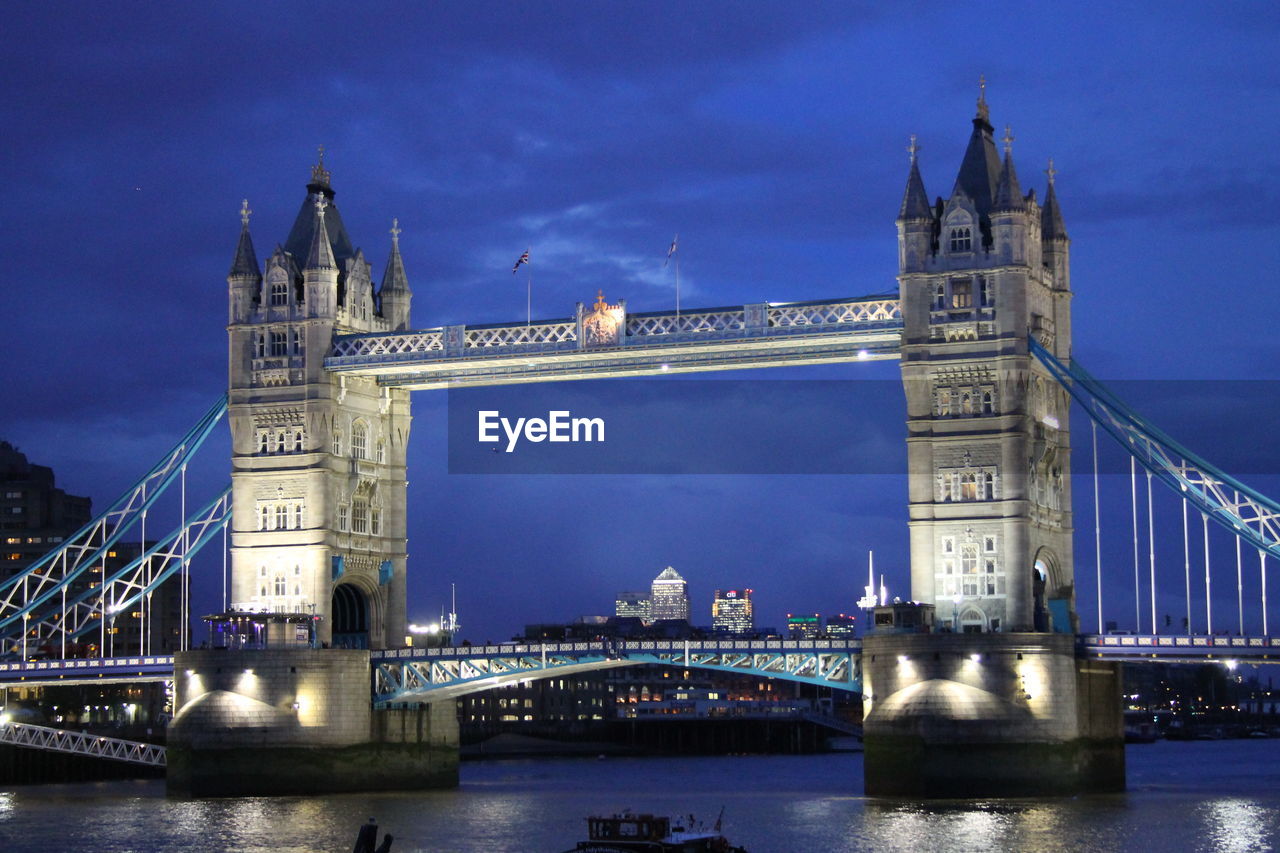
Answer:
[
  {"left": 258, "top": 429, "right": 304, "bottom": 454},
  {"left": 938, "top": 468, "right": 997, "bottom": 502},
  {"left": 257, "top": 501, "right": 305, "bottom": 531},
  {"left": 333, "top": 423, "right": 386, "bottom": 463},
  {"left": 4, "top": 536, "right": 56, "bottom": 545},
  {"left": 253, "top": 328, "right": 302, "bottom": 358},
  {"left": 932, "top": 276, "right": 993, "bottom": 311},
  {"left": 337, "top": 499, "right": 382, "bottom": 535},
  {"left": 936, "top": 386, "right": 996, "bottom": 417}
]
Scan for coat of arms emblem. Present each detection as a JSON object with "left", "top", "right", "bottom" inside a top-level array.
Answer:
[{"left": 583, "top": 290, "right": 623, "bottom": 347}]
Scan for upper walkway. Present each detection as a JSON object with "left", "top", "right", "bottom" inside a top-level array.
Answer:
[{"left": 324, "top": 296, "right": 902, "bottom": 389}]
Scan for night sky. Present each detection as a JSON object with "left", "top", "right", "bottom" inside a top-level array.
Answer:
[{"left": 4, "top": 3, "right": 1280, "bottom": 642}]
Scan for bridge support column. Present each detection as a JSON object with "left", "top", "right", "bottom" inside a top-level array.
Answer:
[
  {"left": 861, "top": 633, "right": 1123, "bottom": 797},
  {"left": 166, "top": 649, "right": 457, "bottom": 797}
]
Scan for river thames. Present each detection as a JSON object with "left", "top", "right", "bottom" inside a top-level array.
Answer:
[{"left": 2, "top": 740, "right": 1278, "bottom": 851}]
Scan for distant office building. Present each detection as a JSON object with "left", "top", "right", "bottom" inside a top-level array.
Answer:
[
  {"left": 824, "top": 613, "right": 857, "bottom": 637},
  {"left": 650, "top": 566, "right": 689, "bottom": 622},
  {"left": 2, "top": 441, "right": 92, "bottom": 580},
  {"left": 712, "top": 589, "right": 754, "bottom": 635},
  {"left": 786, "top": 613, "right": 821, "bottom": 640},
  {"left": 615, "top": 591, "right": 651, "bottom": 622},
  {"left": 1, "top": 441, "right": 182, "bottom": 656}
]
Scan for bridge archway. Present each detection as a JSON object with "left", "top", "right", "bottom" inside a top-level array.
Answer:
[
  {"left": 331, "top": 582, "right": 371, "bottom": 649},
  {"left": 1032, "top": 547, "right": 1069, "bottom": 632}
]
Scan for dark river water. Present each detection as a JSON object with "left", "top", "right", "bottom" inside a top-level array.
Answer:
[{"left": 2, "top": 740, "right": 1279, "bottom": 852}]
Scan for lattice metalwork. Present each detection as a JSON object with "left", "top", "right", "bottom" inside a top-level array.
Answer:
[
  {"left": 626, "top": 309, "right": 746, "bottom": 337},
  {"left": 465, "top": 321, "right": 577, "bottom": 349},
  {"left": 0, "top": 397, "right": 227, "bottom": 642},
  {"left": 0, "top": 655, "right": 176, "bottom": 686},
  {"left": 0, "top": 721, "right": 165, "bottom": 766},
  {"left": 1031, "top": 338, "right": 1280, "bottom": 563},
  {"left": 1080, "top": 634, "right": 1280, "bottom": 662},
  {"left": 769, "top": 299, "right": 900, "bottom": 327},
  {"left": 1, "top": 489, "right": 231, "bottom": 655},
  {"left": 372, "top": 638, "right": 861, "bottom": 705},
  {"left": 330, "top": 331, "right": 444, "bottom": 357}
]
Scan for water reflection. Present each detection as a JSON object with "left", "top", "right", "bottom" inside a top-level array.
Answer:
[{"left": 1202, "top": 799, "right": 1273, "bottom": 853}]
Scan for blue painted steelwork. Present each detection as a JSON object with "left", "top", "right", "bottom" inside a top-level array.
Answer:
[
  {"left": 0, "top": 396, "right": 228, "bottom": 653},
  {"left": 1079, "top": 633, "right": 1280, "bottom": 662},
  {"left": 0, "top": 654, "right": 176, "bottom": 687},
  {"left": 1031, "top": 339, "right": 1280, "bottom": 563},
  {"left": 371, "top": 638, "right": 862, "bottom": 705},
  {"left": 324, "top": 296, "right": 903, "bottom": 389}
]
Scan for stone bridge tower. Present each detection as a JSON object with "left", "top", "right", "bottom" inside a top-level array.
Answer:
[
  {"left": 896, "top": 90, "right": 1075, "bottom": 634},
  {"left": 225, "top": 155, "right": 413, "bottom": 648}
]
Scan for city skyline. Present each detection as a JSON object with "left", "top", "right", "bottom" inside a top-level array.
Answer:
[{"left": 3, "top": 5, "right": 1280, "bottom": 642}]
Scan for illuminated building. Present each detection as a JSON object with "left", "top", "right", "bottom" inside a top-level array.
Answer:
[
  {"left": 786, "top": 613, "right": 821, "bottom": 640},
  {"left": 649, "top": 566, "right": 689, "bottom": 622},
  {"left": 711, "top": 589, "right": 754, "bottom": 635},
  {"left": 615, "top": 591, "right": 650, "bottom": 621},
  {"left": 824, "top": 613, "right": 857, "bottom": 637}
]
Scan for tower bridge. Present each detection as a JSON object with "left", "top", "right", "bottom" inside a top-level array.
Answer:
[{"left": 3, "top": 92, "right": 1277, "bottom": 796}]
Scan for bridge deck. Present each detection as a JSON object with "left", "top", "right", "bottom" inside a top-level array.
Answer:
[{"left": 324, "top": 296, "right": 902, "bottom": 388}]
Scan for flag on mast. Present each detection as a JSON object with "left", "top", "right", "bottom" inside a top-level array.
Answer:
[
  {"left": 512, "top": 249, "right": 529, "bottom": 274},
  {"left": 664, "top": 234, "right": 678, "bottom": 267}
]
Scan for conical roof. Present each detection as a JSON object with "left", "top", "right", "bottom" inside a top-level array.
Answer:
[
  {"left": 992, "top": 150, "right": 1023, "bottom": 212},
  {"left": 898, "top": 158, "right": 933, "bottom": 221},
  {"left": 305, "top": 198, "right": 336, "bottom": 270},
  {"left": 229, "top": 223, "right": 260, "bottom": 279},
  {"left": 653, "top": 566, "right": 684, "bottom": 582},
  {"left": 284, "top": 178, "right": 355, "bottom": 265},
  {"left": 381, "top": 221, "right": 411, "bottom": 294},
  {"left": 952, "top": 110, "right": 1002, "bottom": 216},
  {"left": 1042, "top": 177, "right": 1068, "bottom": 241}
]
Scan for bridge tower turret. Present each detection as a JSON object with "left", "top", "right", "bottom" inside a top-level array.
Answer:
[
  {"left": 897, "top": 92, "right": 1075, "bottom": 634},
  {"left": 224, "top": 153, "right": 412, "bottom": 649}
]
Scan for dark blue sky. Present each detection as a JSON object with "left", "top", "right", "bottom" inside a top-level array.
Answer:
[{"left": 4, "top": 3, "right": 1280, "bottom": 641}]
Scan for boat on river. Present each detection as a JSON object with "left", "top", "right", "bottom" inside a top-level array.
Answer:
[{"left": 564, "top": 812, "right": 747, "bottom": 852}]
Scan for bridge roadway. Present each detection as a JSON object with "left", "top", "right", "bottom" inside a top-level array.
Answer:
[
  {"left": 5, "top": 635, "right": 1280, "bottom": 694},
  {"left": 323, "top": 296, "right": 903, "bottom": 388}
]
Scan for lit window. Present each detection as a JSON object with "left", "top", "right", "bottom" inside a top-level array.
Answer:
[
  {"left": 950, "top": 279, "right": 972, "bottom": 308},
  {"left": 275, "top": 505, "right": 288, "bottom": 530},
  {"left": 274, "top": 575, "right": 287, "bottom": 596}
]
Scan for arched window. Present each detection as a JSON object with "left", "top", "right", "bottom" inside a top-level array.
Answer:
[
  {"left": 259, "top": 506, "right": 269, "bottom": 531},
  {"left": 254, "top": 333, "right": 266, "bottom": 358},
  {"left": 293, "top": 504, "right": 303, "bottom": 529},
  {"left": 960, "top": 472, "right": 978, "bottom": 501},
  {"left": 273, "top": 575, "right": 287, "bottom": 596},
  {"left": 332, "top": 431, "right": 342, "bottom": 456},
  {"left": 352, "top": 498, "right": 368, "bottom": 534},
  {"left": 949, "top": 226, "right": 972, "bottom": 252},
  {"left": 270, "top": 278, "right": 289, "bottom": 306},
  {"left": 983, "top": 472, "right": 995, "bottom": 500},
  {"left": 259, "top": 432, "right": 269, "bottom": 454},
  {"left": 370, "top": 507, "right": 381, "bottom": 536},
  {"left": 934, "top": 283, "right": 945, "bottom": 310},
  {"left": 982, "top": 391, "right": 995, "bottom": 415},
  {"left": 270, "top": 330, "right": 287, "bottom": 356},
  {"left": 291, "top": 327, "right": 301, "bottom": 354},
  {"left": 293, "top": 430, "right": 303, "bottom": 452},
  {"left": 275, "top": 505, "right": 287, "bottom": 530},
  {"left": 351, "top": 422, "right": 368, "bottom": 460},
  {"left": 376, "top": 441, "right": 386, "bottom": 464},
  {"left": 337, "top": 504, "right": 349, "bottom": 531}
]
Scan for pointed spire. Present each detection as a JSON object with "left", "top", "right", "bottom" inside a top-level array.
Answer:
[
  {"left": 993, "top": 132, "right": 1023, "bottom": 212},
  {"left": 898, "top": 135, "right": 933, "bottom": 220},
  {"left": 229, "top": 198, "right": 261, "bottom": 278},
  {"left": 310, "top": 144, "right": 331, "bottom": 190},
  {"left": 380, "top": 217, "right": 411, "bottom": 294},
  {"left": 1042, "top": 158, "right": 1068, "bottom": 240},
  {"left": 305, "top": 192, "right": 336, "bottom": 270},
  {"left": 953, "top": 84, "right": 1001, "bottom": 214}
]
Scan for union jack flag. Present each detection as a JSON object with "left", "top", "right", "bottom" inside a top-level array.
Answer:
[
  {"left": 512, "top": 249, "right": 529, "bottom": 274},
  {"left": 664, "top": 234, "right": 678, "bottom": 267}
]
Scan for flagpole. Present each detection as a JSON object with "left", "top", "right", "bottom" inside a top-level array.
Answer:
[
  {"left": 675, "top": 255, "right": 680, "bottom": 319},
  {"left": 525, "top": 247, "right": 531, "bottom": 327}
]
